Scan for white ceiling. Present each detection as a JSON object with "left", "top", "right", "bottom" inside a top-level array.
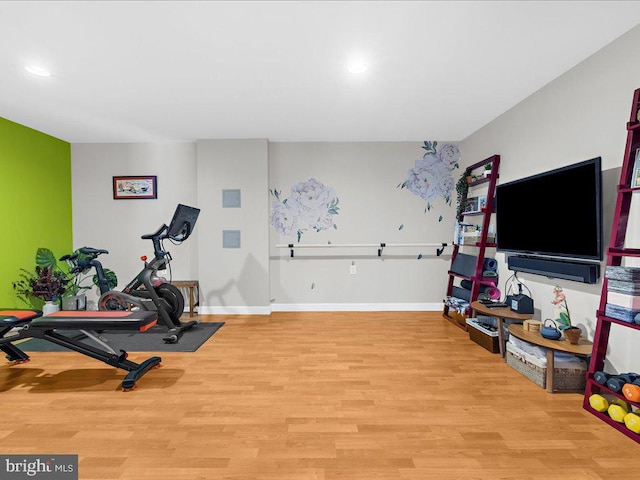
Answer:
[{"left": 2, "top": 1, "right": 640, "bottom": 144}]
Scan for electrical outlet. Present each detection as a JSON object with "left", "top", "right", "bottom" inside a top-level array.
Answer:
[{"left": 350, "top": 264, "right": 357, "bottom": 275}]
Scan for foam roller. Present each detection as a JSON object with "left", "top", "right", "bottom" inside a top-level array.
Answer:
[
  {"left": 460, "top": 280, "right": 497, "bottom": 294},
  {"left": 486, "top": 287, "right": 501, "bottom": 300},
  {"left": 483, "top": 258, "right": 498, "bottom": 271},
  {"left": 624, "top": 412, "right": 640, "bottom": 434},
  {"left": 588, "top": 394, "right": 609, "bottom": 413}
]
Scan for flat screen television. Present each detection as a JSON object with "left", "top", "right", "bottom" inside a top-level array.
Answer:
[{"left": 496, "top": 157, "right": 603, "bottom": 261}]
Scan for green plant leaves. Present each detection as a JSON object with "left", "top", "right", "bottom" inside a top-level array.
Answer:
[
  {"left": 93, "top": 269, "right": 118, "bottom": 291},
  {"left": 421, "top": 140, "right": 437, "bottom": 156},
  {"left": 36, "top": 248, "right": 57, "bottom": 268},
  {"left": 556, "top": 311, "right": 571, "bottom": 328}
]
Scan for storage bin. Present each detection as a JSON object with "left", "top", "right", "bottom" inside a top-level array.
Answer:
[
  {"left": 505, "top": 346, "right": 587, "bottom": 391},
  {"left": 466, "top": 318, "right": 499, "bottom": 353}
]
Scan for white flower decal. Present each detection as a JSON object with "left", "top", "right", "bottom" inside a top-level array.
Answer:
[
  {"left": 399, "top": 141, "right": 460, "bottom": 212},
  {"left": 270, "top": 201, "right": 300, "bottom": 237},
  {"left": 270, "top": 178, "right": 339, "bottom": 241}
]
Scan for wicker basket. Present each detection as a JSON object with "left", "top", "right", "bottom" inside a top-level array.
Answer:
[{"left": 506, "top": 350, "right": 586, "bottom": 391}]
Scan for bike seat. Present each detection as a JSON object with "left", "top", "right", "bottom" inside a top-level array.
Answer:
[{"left": 79, "top": 247, "right": 109, "bottom": 255}]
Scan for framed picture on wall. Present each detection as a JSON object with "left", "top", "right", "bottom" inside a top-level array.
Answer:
[
  {"left": 632, "top": 149, "right": 640, "bottom": 188},
  {"left": 113, "top": 175, "right": 157, "bottom": 199}
]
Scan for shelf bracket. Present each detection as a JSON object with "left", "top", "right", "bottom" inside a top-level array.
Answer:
[
  {"left": 288, "top": 243, "right": 294, "bottom": 258},
  {"left": 436, "top": 243, "right": 447, "bottom": 257}
]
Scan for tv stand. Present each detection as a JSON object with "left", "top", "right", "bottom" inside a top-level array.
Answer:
[{"left": 507, "top": 255, "right": 600, "bottom": 284}]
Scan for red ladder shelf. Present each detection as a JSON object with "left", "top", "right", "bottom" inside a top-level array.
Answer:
[
  {"left": 443, "top": 155, "right": 500, "bottom": 330},
  {"left": 582, "top": 88, "right": 640, "bottom": 444}
]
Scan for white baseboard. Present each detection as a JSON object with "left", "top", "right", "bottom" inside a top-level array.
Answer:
[
  {"left": 198, "top": 303, "right": 443, "bottom": 315},
  {"left": 199, "top": 306, "right": 272, "bottom": 315},
  {"left": 270, "top": 303, "right": 443, "bottom": 312}
]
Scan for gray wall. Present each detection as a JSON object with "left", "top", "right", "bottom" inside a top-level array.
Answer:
[
  {"left": 72, "top": 140, "right": 457, "bottom": 312},
  {"left": 460, "top": 24, "right": 640, "bottom": 371},
  {"left": 196, "top": 139, "right": 270, "bottom": 313},
  {"left": 71, "top": 143, "right": 199, "bottom": 306},
  {"left": 269, "top": 142, "right": 456, "bottom": 310}
]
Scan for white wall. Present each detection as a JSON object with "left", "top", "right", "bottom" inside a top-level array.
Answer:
[
  {"left": 196, "top": 139, "right": 270, "bottom": 313},
  {"left": 71, "top": 143, "right": 199, "bottom": 306},
  {"left": 269, "top": 142, "right": 456, "bottom": 310},
  {"left": 460, "top": 24, "right": 640, "bottom": 371}
]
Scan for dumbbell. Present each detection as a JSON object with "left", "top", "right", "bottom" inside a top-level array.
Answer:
[
  {"left": 589, "top": 394, "right": 609, "bottom": 412},
  {"left": 624, "top": 412, "right": 640, "bottom": 434},
  {"left": 608, "top": 399, "right": 630, "bottom": 423},
  {"left": 606, "top": 373, "right": 640, "bottom": 393},
  {"left": 594, "top": 371, "right": 612, "bottom": 386},
  {"left": 622, "top": 380, "right": 640, "bottom": 403}
]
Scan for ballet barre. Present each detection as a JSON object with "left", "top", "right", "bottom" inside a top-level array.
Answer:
[{"left": 276, "top": 242, "right": 449, "bottom": 258}]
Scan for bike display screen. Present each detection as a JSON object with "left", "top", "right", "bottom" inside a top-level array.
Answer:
[{"left": 167, "top": 204, "right": 200, "bottom": 241}]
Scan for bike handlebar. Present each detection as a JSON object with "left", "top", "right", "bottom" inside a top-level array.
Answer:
[
  {"left": 60, "top": 247, "right": 110, "bottom": 274},
  {"left": 140, "top": 224, "right": 170, "bottom": 260},
  {"left": 141, "top": 224, "right": 168, "bottom": 240}
]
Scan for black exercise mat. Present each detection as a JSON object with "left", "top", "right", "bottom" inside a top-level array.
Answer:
[{"left": 14, "top": 322, "right": 224, "bottom": 353}]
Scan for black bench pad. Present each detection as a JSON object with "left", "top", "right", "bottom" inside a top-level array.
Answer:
[
  {"left": 0, "top": 309, "right": 42, "bottom": 327},
  {"left": 31, "top": 310, "right": 157, "bottom": 332}
]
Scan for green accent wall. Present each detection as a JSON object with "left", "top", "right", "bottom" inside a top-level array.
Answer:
[{"left": 0, "top": 117, "right": 72, "bottom": 307}]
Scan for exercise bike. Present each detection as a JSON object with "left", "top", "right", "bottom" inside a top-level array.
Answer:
[{"left": 61, "top": 204, "right": 201, "bottom": 344}]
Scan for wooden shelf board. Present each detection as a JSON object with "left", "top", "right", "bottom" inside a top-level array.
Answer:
[
  {"left": 617, "top": 185, "right": 640, "bottom": 193},
  {"left": 607, "top": 247, "right": 640, "bottom": 257},
  {"left": 584, "top": 405, "right": 640, "bottom": 442},
  {"left": 596, "top": 311, "right": 640, "bottom": 331}
]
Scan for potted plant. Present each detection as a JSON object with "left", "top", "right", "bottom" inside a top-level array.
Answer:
[
  {"left": 13, "top": 248, "right": 72, "bottom": 314},
  {"left": 456, "top": 173, "right": 470, "bottom": 218},
  {"left": 483, "top": 163, "right": 492, "bottom": 178},
  {"left": 552, "top": 286, "right": 581, "bottom": 344},
  {"left": 61, "top": 248, "right": 118, "bottom": 309}
]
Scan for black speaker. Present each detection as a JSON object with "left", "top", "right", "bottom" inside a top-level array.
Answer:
[
  {"left": 510, "top": 294, "right": 534, "bottom": 314},
  {"left": 507, "top": 256, "right": 600, "bottom": 284}
]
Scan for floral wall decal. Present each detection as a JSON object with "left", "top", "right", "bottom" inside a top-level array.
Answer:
[
  {"left": 399, "top": 141, "right": 460, "bottom": 212},
  {"left": 270, "top": 177, "right": 340, "bottom": 242}
]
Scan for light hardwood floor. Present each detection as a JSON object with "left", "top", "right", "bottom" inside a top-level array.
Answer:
[{"left": 1, "top": 312, "right": 638, "bottom": 479}]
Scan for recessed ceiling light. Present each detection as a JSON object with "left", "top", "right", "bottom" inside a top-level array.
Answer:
[
  {"left": 347, "top": 61, "right": 368, "bottom": 74},
  {"left": 24, "top": 65, "right": 51, "bottom": 77}
]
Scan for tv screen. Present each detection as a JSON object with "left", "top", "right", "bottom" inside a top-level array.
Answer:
[{"left": 496, "top": 157, "right": 603, "bottom": 261}]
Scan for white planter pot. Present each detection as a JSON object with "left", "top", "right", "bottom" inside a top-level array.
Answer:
[{"left": 42, "top": 301, "right": 60, "bottom": 316}]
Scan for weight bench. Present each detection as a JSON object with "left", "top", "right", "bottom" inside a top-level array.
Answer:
[
  {"left": 0, "top": 309, "right": 161, "bottom": 390},
  {"left": 0, "top": 309, "right": 43, "bottom": 364}
]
